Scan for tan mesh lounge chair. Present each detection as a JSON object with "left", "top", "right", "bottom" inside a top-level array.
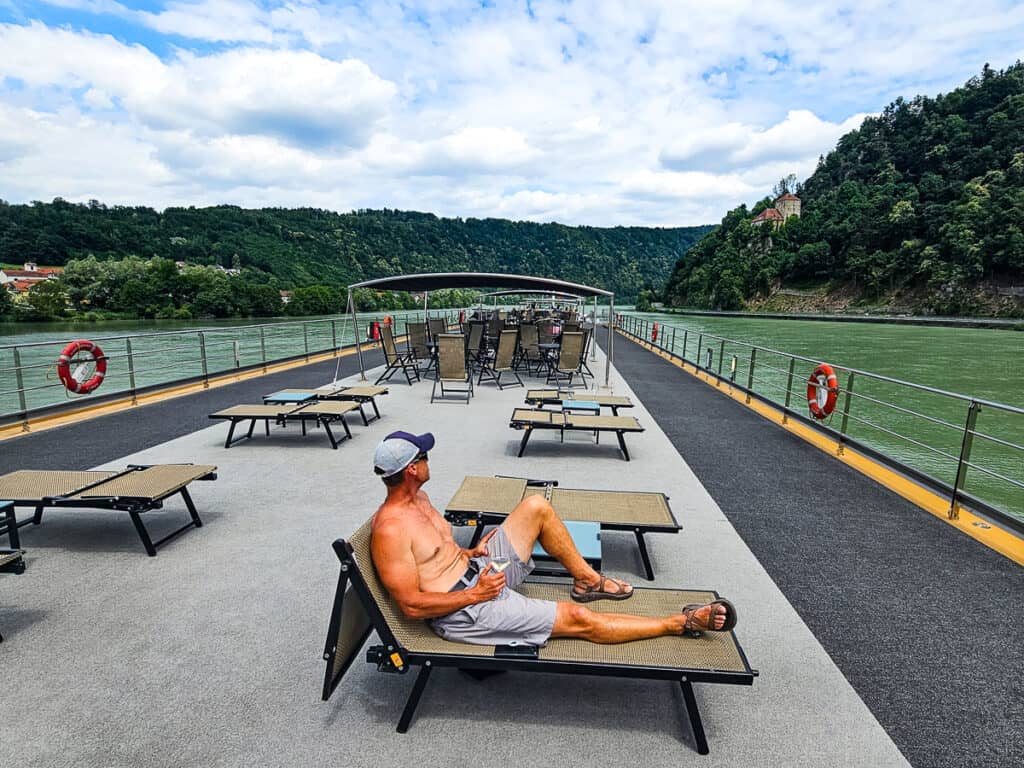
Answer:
[
  {"left": 266, "top": 386, "right": 389, "bottom": 425},
  {"left": 465, "top": 322, "right": 485, "bottom": 370},
  {"left": 321, "top": 522, "right": 757, "bottom": 754},
  {"left": 431, "top": 334, "right": 473, "bottom": 404},
  {"left": 376, "top": 325, "right": 421, "bottom": 386},
  {"left": 209, "top": 401, "right": 360, "bottom": 449},
  {"left": 476, "top": 329, "right": 523, "bottom": 389},
  {"left": 525, "top": 389, "right": 635, "bottom": 416},
  {"left": 546, "top": 331, "right": 585, "bottom": 388},
  {"left": 0, "top": 464, "right": 216, "bottom": 556},
  {"left": 444, "top": 475, "right": 680, "bottom": 580},
  {"left": 517, "top": 323, "right": 546, "bottom": 375},
  {"left": 509, "top": 407, "right": 644, "bottom": 461}
]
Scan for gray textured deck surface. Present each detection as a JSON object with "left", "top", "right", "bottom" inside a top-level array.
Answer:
[
  {"left": 0, "top": 342, "right": 909, "bottom": 767},
  {"left": 604, "top": 332, "right": 1024, "bottom": 768}
]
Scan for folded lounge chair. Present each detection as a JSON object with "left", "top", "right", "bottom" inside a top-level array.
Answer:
[
  {"left": 321, "top": 521, "right": 757, "bottom": 754},
  {"left": 265, "top": 386, "right": 389, "bottom": 425},
  {"left": 510, "top": 408, "right": 644, "bottom": 461},
  {"left": 0, "top": 464, "right": 216, "bottom": 556},
  {"left": 444, "top": 475, "right": 680, "bottom": 580},
  {"left": 209, "top": 401, "right": 359, "bottom": 449},
  {"left": 525, "top": 389, "right": 635, "bottom": 416}
]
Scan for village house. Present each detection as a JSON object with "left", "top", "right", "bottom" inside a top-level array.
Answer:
[
  {"left": 0, "top": 262, "right": 63, "bottom": 293},
  {"left": 752, "top": 193, "right": 802, "bottom": 228}
]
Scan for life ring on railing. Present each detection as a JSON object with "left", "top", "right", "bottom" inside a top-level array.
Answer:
[
  {"left": 806, "top": 363, "right": 839, "bottom": 419},
  {"left": 56, "top": 339, "right": 107, "bottom": 395},
  {"left": 651, "top": 322, "right": 659, "bottom": 343}
]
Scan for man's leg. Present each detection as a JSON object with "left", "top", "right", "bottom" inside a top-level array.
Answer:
[
  {"left": 551, "top": 602, "right": 729, "bottom": 644},
  {"left": 500, "top": 495, "right": 630, "bottom": 597}
]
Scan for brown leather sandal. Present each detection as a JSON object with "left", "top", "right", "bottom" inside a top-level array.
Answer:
[
  {"left": 571, "top": 574, "right": 634, "bottom": 603},
  {"left": 681, "top": 599, "right": 738, "bottom": 637}
]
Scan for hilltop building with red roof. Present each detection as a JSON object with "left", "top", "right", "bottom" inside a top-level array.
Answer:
[
  {"left": 752, "top": 193, "right": 801, "bottom": 228},
  {"left": 1, "top": 262, "right": 64, "bottom": 293}
]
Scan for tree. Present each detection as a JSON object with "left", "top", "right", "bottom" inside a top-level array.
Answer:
[{"left": 24, "top": 280, "right": 69, "bottom": 319}]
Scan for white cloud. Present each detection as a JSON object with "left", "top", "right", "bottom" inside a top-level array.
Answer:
[{"left": 6, "top": 2, "right": 1024, "bottom": 225}]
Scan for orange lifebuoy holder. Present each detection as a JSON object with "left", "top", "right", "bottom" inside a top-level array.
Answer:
[
  {"left": 651, "top": 322, "right": 659, "bottom": 343},
  {"left": 806, "top": 363, "right": 839, "bottom": 419},
  {"left": 56, "top": 339, "right": 108, "bottom": 395}
]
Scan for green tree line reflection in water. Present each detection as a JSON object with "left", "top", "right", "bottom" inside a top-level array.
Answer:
[{"left": 625, "top": 311, "right": 1024, "bottom": 523}]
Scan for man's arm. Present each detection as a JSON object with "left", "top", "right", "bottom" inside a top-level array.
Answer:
[{"left": 372, "top": 520, "right": 503, "bottom": 620}]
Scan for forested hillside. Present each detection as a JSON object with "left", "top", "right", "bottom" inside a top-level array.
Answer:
[
  {"left": 664, "top": 63, "right": 1024, "bottom": 316},
  {"left": 0, "top": 201, "right": 711, "bottom": 299}
]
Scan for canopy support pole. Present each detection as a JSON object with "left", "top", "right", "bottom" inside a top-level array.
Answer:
[
  {"left": 604, "top": 295, "right": 614, "bottom": 389},
  {"left": 349, "top": 289, "right": 367, "bottom": 382},
  {"left": 591, "top": 296, "right": 597, "bottom": 361},
  {"left": 332, "top": 300, "right": 352, "bottom": 385}
]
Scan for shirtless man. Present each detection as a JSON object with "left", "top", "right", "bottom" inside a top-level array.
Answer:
[{"left": 370, "top": 431, "right": 736, "bottom": 646}]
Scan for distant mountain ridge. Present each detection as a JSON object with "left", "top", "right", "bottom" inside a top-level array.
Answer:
[
  {"left": 0, "top": 201, "right": 712, "bottom": 299},
  {"left": 663, "top": 62, "right": 1024, "bottom": 317}
]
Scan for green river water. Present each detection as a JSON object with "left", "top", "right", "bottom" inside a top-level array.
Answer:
[{"left": 2, "top": 311, "right": 1022, "bottom": 523}]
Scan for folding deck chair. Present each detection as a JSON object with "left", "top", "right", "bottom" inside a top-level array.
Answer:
[
  {"left": 476, "top": 329, "right": 523, "bottom": 389},
  {"left": 265, "top": 386, "right": 388, "bottom": 425},
  {"left": 431, "top": 334, "right": 473, "bottom": 404},
  {"left": 209, "top": 401, "right": 360, "bottom": 449},
  {"left": 321, "top": 522, "right": 757, "bottom": 754},
  {"left": 509, "top": 408, "right": 644, "bottom": 460},
  {"left": 0, "top": 464, "right": 216, "bottom": 556},
  {"left": 444, "top": 475, "right": 680, "bottom": 580},
  {"left": 546, "top": 331, "right": 586, "bottom": 388},
  {"left": 376, "top": 325, "right": 421, "bottom": 386},
  {"left": 524, "top": 389, "right": 635, "bottom": 416}
]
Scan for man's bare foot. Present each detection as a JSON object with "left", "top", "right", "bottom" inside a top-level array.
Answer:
[
  {"left": 571, "top": 574, "right": 634, "bottom": 602},
  {"left": 680, "top": 599, "right": 738, "bottom": 636}
]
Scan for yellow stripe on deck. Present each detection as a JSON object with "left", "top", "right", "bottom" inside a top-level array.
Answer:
[{"left": 621, "top": 331, "right": 1024, "bottom": 567}]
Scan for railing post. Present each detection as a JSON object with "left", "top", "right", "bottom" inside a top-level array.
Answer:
[
  {"left": 681, "top": 331, "right": 688, "bottom": 362},
  {"left": 198, "top": 332, "right": 209, "bottom": 388},
  {"left": 331, "top": 320, "right": 338, "bottom": 355},
  {"left": 782, "top": 357, "right": 796, "bottom": 423},
  {"left": 745, "top": 347, "right": 757, "bottom": 403},
  {"left": 697, "top": 334, "right": 703, "bottom": 370},
  {"left": 126, "top": 338, "right": 138, "bottom": 405},
  {"left": 259, "top": 326, "right": 267, "bottom": 372},
  {"left": 949, "top": 401, "right": 981, "bottom": 520},
  {"left": 836, "top": 372, "right": 855, "bottom": 454},
  {"left": 233, "top": 340, "right": 241, "bottom": 368},
  {"left": 717, "top": 339, "right": 725, "bottom": 384},
  {"left": 12, "top": 347, "right": 29, "bottom": 432},
  {"left": 671, "top": 327, "right": 677, "bottom": 356},
  {"left": 303, "top": 323, "right": 310, "bottom": 361}
]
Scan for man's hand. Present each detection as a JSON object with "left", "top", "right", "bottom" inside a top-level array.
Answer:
[
  {"left": 470, "top": 563, "right": 506, "bottom": 602},
  {"left": 465, "top": 528, "right": 499, "bottom": 559}
]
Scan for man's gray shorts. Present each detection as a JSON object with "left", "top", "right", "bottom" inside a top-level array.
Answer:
[{"left": 430, "top": 527, "right": 557, "bottom": 647}]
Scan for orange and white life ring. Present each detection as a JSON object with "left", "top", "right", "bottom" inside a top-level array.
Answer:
[
  {"left": 652, "top": 322, "right": 659, "bottom": 343},
  {"left": 56, "top": 339, "right": 107, "bottom": 395},
  {"left": 807, "top": 363, "right": 839, "bottom": 419}
]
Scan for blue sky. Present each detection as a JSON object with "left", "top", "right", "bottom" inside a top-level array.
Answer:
[{"left": 1, "top": 1, "right": 1023, "bottom": 226}]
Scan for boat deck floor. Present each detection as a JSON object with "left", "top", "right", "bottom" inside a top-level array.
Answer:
[{"left": 0, "top": 336, "right": 1017, "bottom": 766}]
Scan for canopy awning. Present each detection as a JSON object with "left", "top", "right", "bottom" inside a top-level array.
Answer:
[
  {"left": 344, "top": 272, "right": 614, "bottom": 386},
  {"left": 348, "top": 272, "right": 612, "bottom": 298},
  {"left": 475, "top": 289, "right": 585, "bottom": 303}
]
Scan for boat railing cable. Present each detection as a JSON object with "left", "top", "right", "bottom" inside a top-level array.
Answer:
[{"left": 616, "top": 312, "right": 1024, "bottom": 530}]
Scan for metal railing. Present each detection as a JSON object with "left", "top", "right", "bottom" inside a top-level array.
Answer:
[
  {"left": 616, "top": 313, "right": 1024, "bottom": 529},
  {"left": 0, "top": 308, "right": 465, "bottom": 428}
]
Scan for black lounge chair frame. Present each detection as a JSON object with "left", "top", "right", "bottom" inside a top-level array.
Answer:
[
  {"left": 322, "top": 533, "right": 757, "bottom": 755},
  {"left": 265, "top": 387, "right": 388, "bottom": 426},
  {"left": 0, "top": 464, "right": 216, "bottom": 556},
  {"left": 444, "top": 476, "right": 680, "bottom": 580},
  {"left": 510, "top": 408, "right": 644, "bottom": 460},
  {"left": 524, "top": 389, "right": 635, "bottom": 416},
  {"left": 209, "top": 402, "right": 357, "bottom": 449},
  {"left": 0, "top": 546, "right": 26, "bottom": 642}
]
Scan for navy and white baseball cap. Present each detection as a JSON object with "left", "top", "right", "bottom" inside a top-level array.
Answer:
[{"left": 373, "top": 431, "right": 435, "bottom": 477}]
